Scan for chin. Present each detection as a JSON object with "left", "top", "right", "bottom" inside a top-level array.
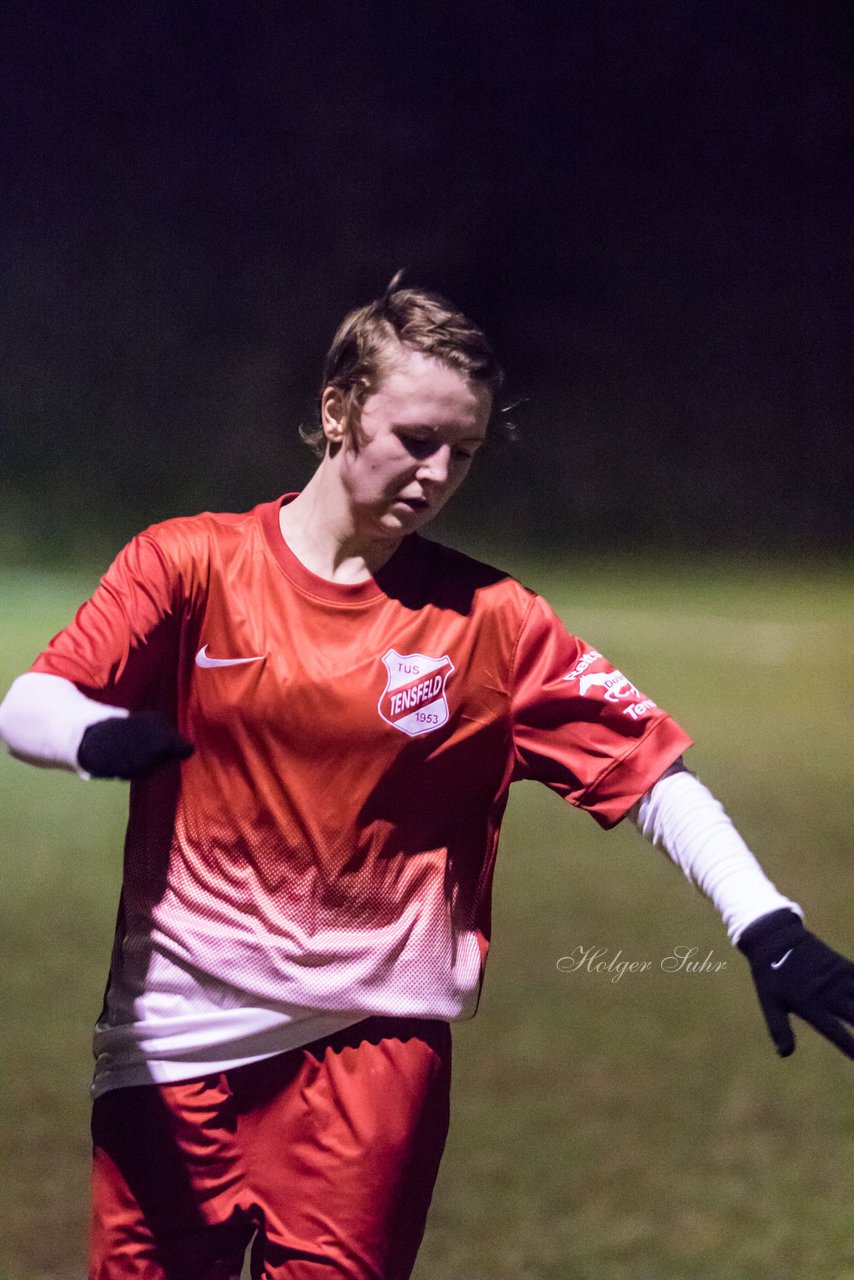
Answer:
[{"left": 376, "top": 514, "right": 418, "bottom": 536}]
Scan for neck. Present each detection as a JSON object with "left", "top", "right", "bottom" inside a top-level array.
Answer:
[{"left": 279, "top": 466, "right": 403, "bottom": 583}]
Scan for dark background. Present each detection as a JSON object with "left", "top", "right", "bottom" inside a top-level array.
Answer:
[{"left": 2, "top": 0, "right": 852, "bottom": 563}]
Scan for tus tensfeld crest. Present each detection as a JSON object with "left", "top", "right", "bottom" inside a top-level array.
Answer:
[{"left": 378, "top": 649, "right": 454, "bottom": 738}]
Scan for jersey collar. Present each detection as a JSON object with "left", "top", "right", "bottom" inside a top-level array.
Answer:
[{"left": 258, "top": 494, "right": 417, "bottom": 605}]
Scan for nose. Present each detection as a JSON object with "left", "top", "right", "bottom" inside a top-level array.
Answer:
[{"left": 416, "top": 443, "right": 452, "bottom": 487}]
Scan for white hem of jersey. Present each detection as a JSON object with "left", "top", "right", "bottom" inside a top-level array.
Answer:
[{"left": 91, "top": 1010, "right": 365, "bottom": 1098}]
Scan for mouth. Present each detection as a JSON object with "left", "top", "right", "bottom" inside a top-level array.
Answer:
[{"left": 393, "top": 495, "right": 430, "bottom": 512}]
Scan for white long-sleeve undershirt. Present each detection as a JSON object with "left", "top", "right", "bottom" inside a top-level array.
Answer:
[
  {"left": 0, "top": 670, "right": 128, "bottom": 777},
  {"left": 630, "top": 765, "right": 802, "bottom": 944}
]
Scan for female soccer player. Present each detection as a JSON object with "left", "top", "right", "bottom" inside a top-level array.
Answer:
[{"left": 1, "top": 279, "right": 852, "bottom": 1280}]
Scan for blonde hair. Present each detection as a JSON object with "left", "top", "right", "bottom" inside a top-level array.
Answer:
[{"left": 301, "top": 272, "right": 504, "bottom": 455}]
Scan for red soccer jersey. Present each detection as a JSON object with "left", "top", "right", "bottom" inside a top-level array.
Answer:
[{"left": 33, "top": 495, "right": 691, "bottom": 1032}]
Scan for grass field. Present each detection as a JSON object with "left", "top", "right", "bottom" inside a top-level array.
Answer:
[{"left": 0, "top": 558, "right": 852, "bottom": 1280}]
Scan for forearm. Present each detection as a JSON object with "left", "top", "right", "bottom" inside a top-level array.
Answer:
[
  {"left": 0, "top": 671, "right": 128, "bottom": 776},
  {"left": 630, "top": 765, "right": 802, "bottom": 944}
]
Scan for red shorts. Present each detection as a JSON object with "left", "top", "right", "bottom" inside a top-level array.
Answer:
[{"left": 90, "top": 1016, "right": 452, "bottom": 1280}]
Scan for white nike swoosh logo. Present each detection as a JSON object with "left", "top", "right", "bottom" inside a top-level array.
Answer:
[
  {"left": 195, "top": 645, "right": 266, "bottom": 669},
  {"left": 770, "top": 949, "right": 793, "bottom": 970}
]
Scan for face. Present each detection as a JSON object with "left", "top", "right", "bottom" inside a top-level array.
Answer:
[{"left": 322, "top": 348, "right": 492, "bottom": 538}]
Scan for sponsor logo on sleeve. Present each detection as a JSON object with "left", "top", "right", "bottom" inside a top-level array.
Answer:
[
  {"left": 578, "top": 670, "right": 640, "bottom": 703},
  {"left": 378, "top": 649, "right": 454, "bottom": 737},
  {"left": 562, "top": 649, "right": 602, "bottom": 682},
  {"left": 563, "top": 652, "right": 656, "bottom": 720}
]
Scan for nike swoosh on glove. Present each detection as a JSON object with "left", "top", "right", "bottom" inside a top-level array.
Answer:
[
  {"left": 77, "top": 712, "right": 194, "bottom": 780},
  {"left": 738, "top": 908, "right": 854, "bottom": 1059}
]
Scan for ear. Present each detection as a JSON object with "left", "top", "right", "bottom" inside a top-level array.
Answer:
[{"left": 321, "top": 386, "right": 347, "bottom": 443}]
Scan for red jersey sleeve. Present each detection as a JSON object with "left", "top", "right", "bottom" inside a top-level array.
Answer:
[
  {"left": 511, "top": 594, "right": 692, "bottom": 828},
  {"left": 30, "top": 531, "right": 181, "bottom": 709}
]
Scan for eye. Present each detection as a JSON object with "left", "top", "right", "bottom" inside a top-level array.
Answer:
[
  {"left": 396, "top": 430, "right": 482, "bottom": 464},
  {"left": 398, "top": 432, "right": 436, "bottom": 459}
]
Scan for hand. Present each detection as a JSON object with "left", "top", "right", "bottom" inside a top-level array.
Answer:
[
  {"left": 78, "top": 712, "right": 194, "bottom": 780},
  {"left": 738, "top": 909, "right": 854, "bottom": 1059}
]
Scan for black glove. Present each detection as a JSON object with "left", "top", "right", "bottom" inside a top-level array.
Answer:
[
  {"left": 738, "top": 908, "right": 854, "bottom": 1059},
  {"left": 78, "top": 712, "right": 194, "bottom": 780}
]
